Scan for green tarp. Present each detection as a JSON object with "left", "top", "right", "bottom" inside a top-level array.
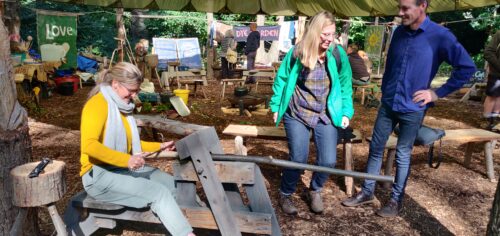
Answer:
[
  {"left": 46, "top": 0, "right": 499, "bottom": 16},
  {"left": 36, "top": 10, "right": 78, "bottom": 69}
]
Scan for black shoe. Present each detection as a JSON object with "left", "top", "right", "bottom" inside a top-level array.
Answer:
[
  {"left": 376, "top": 199, "right": 401, "bottom": 217},
  {"left": 341, "top": 191, "right": 375, "bottom": 207}
]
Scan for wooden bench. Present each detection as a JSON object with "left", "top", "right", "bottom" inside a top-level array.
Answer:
[
  {"left": 352, "top": 83, "right": 377, "bottom": 105},
  {"left": 367, "top": 128, "right": 500, "bottom": 182},
  {"left": 242, "top": 70, "right": 275, "bottom": 92},
  {"left": 63, "top": 160, "right": 276, "bottom": 235},
  {"left": 220, "top": 78, "right": 246, "bottom": 101},
  {"left": 222, "top": 124, "right": 363, "bottom": 196}
]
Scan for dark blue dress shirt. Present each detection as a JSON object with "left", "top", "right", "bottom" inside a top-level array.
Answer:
[{"left": 381, "top": 17, "right": 476, "bottom": 112}]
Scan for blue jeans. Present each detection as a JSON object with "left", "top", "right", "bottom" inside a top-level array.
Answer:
[
  {"left": 361, "top": 103, "right": 425, "bottom": 203},
  {"left": 280, "top": 112, "right": 338, "bottom": 194}
]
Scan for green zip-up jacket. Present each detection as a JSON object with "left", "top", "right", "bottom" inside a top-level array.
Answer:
[{"left": 270, "top": 45, "right": 354, "bottom": 127}]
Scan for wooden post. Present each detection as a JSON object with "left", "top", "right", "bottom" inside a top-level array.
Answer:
[
  {"left": 116, "top": 8, "right": 125, "bottom": 62},
  {"left": 296, "top": 16, "right": 307, "bottom": 43},
  {"left": 488, "top": 175, "right": 500, "bottom": 235},
  {"left": 255, "top": 14, "right": 265, "bottom": 64},
  {"left": 0, "top": 6, "right": 39, "bottom": 236},
  {"left": 206, "top": 13, "right": 214, "bottom": 80}
]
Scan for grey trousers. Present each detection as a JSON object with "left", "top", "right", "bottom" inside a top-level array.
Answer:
[{"left": 82, "top": 165, "right": 193, "bottom": 236}]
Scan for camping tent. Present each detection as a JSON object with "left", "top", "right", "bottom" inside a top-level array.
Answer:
[{"left": 46, "top": 0, "right": 499, "bottom": 17}]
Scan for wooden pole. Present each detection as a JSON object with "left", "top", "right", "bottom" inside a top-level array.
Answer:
[
  {"left": 255, "top": 14, "right": 265, "bottom": 64},
  {"left": 374, "top": 17, "right": 382, "bottom": 75},
  {"left": 206, "top": 13, "right": 214, "bottom": 80},
  {"left": 296, "top": 16, "right": 307, "bottom": 43},
  {"left": 116, "top": 8, "right": 125, "bottom": 62}
]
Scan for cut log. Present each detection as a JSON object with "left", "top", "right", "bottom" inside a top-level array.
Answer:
[
  {"left": 134, "top": 114, "right": 208, "bottom": 136},
  {"left": 10, "top": 160, "right": 66, "bottom": 207}
]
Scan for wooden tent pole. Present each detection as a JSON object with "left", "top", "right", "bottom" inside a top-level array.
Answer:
[
  {"left": 206, "top": 13, "right": 214, "bottom": 80},
  {"left": 116, "top": 8, "right": 125, "bottom": 63}
]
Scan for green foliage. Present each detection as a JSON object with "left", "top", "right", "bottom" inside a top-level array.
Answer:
[
  {"left": 466, "top": 6, "right": 499, "bottom": 33},
  {"left": 142, "top": 102, "right": 153, "bottom": 113},
  {"left": 154, "top": 103, "right": 172, "bottom": 112},
  {"left": 347, "top": 17, "right": 368, "bottom": 47},
  {"left": 145, "top": 11, "right": 208, "bottom": 43}
]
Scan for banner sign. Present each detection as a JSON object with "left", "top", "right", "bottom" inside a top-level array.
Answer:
[
  {"left": 37, "top": 11, "right": 78, "bottom": 69},
  {"left": 234, "top": 26, "right": 281, "bottom": 42},
  {"left": 364, "top": 25, "right": 385, "bottom": 59},
  {"left": 152, "top": 37, "right": 202, "bottom": 70}
]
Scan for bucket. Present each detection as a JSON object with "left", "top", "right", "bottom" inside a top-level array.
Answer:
[{"left": 173, "top": 89, "right": 190, "bottom": 105}]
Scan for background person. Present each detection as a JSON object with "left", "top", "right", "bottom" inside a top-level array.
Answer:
[
  {"left": 220, "top": 29, "right": 237, "bottom": 79},
  {"left": 483, "top": 30, "right": 500, "bottom": 130},
  {"left": 270, "top": 11, "right": 353, "bottom": 215},
  {"left": 245, "top": 22, "right": 260, "bottom": 83},
  {"left": 347, "top": 44, "right": 371, "bottom": 85},
  {"left": 80, "top": 62, "right": 195, "bottom": 236},
  {"left": 341, "top": 0, "right": 476, "bottom": 217}
]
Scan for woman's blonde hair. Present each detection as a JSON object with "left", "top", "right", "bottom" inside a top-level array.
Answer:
[
  {"left": 294, "top": 11, "right": 335, "bottom": 69},
  {"left": 88, "top": 62, "right": 143, "bottom": 99}
]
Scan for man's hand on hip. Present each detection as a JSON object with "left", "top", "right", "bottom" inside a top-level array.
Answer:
[{"left": 412, "top": 89, "right": 438, "bottom": 106}]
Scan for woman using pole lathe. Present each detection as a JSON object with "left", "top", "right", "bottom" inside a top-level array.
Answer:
[
  {"left": 270, "top": 11, "right": 353, "bottom": 215},
  {"left": 80, "top": 62, "right": 195, "bottom": 236}
]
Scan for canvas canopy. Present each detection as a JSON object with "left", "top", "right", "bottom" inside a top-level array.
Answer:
[{"left": 46, "top": 0, "right": 499, "bottom": 17}]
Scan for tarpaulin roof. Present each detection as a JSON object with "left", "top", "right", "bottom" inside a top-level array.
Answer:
[{"left": 46, "top": 0, "right": 499, "bottom": 17}]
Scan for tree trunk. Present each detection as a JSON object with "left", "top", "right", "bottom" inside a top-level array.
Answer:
[
  {"left": 3, "top": 0, "right": 20, "bottom": 43},
  {"left": 0, "top": 8, "right": 38, "bottom": 235},
  {"left": 487, "top": 180, "right": 500, "bottom": 235},
  {"left": 116, "top": 8, "right": 125, "bottom": 62}
]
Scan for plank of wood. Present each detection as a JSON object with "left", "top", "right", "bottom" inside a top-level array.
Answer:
[
  {"left": 134, "top": 114, "right": 209, "bottom": 136},
  {"left": 369, "top": 129, "right": 500, "bottom": 149},
  {"left": 85, "top": 205, "right": 271, "bottom": 234},
  {"left": 443, "top": 129, "right": 500, "bottom": 143},
  {"left": 176, "top": 128, "right": 241, "bottom": 236},
  {"left": 173, "top": 161, "right": 255, "bottom": 185},
  {"left": 223, "top": 183, "right": 250, "bottom": 212},
  {"left": 223, "top": 124, "right": 363, "bottom": 143},
  {"left": 244, "top": 165, "right": 282, "bottom": 236},
  {"left": 223, "top": 124, "right": 286, "bottom": 138}
]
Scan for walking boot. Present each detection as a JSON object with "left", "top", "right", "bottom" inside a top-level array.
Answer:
[
  {"left": 279, "top": 193, "right": 298, "bottom": 215},
  {"left": 341, "top": 191, "right": 375, "bottom": 207},
  {"left": 307, "top": 191, "right": 324, "bottom": 214},
  {"left": 376, "top": 199, "right": 401, "bottom": 217}
]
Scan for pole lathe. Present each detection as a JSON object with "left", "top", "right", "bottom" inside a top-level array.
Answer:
[{"left": 155, "top": 151, "right": 394, "bottom": 183}]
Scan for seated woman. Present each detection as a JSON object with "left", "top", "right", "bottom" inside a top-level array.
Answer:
[
  {"left": 80, "top": 62, "right": 195, "bottom": 236},
  {"left": 347, "top": 44, "right": 371, "bottom": 85}
]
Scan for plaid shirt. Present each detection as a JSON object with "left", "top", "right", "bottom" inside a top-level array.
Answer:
[{"left": 288, "top": 61, "right": 331, "bottom": 127}]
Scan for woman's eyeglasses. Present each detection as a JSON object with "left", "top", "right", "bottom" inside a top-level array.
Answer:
[
  {"left": 321, "top": 32, "right": 337, "bottom": 39},
  {"left": 119, "top": 83, "right": 140, "bottom": 95}
]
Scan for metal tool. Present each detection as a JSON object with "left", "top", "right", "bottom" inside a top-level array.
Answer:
[{"left": 28, "top": 158, "right": 51, "bottom": 178}]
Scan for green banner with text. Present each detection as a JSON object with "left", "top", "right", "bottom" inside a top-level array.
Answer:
[{"left": 37, "top": 11, "right": 78, "bottom": 69}]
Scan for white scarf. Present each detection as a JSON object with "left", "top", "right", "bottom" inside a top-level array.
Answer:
[{"left": 100, "top": 85, "right": 142, "bottom": 155}]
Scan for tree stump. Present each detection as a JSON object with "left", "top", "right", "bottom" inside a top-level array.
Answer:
[
  {"left": 10, "top": 160, "right": 67, "bottom": 236},
  {"left": 10, "top": 160, "right": 66, "bottom": 207}
]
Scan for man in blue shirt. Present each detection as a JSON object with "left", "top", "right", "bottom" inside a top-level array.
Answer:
[{"left": 342, "top": 0, "right": 476, "bottom": 217}]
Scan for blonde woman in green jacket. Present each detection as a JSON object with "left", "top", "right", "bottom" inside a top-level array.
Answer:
[{"left": 269, "top": 11, "right": 353, "bottom": 215}]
